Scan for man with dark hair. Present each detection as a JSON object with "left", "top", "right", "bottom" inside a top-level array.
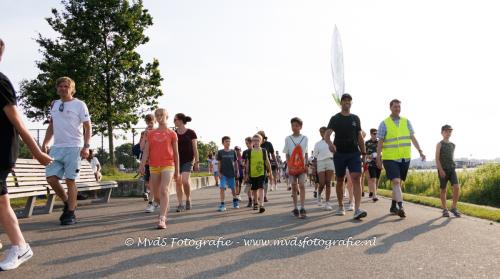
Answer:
[
  {"left": 0, "top": 38, "right": 53, "bottom": 270},
  {"left": 376, "top": 99, "right": 426, "bottom": 218},
  {"left": 257, "top": 130, "right": 277, "bottom": 202},
  {"left": 324, "top": 93, "right": 368, "bottom": 220},
  {"left": 365, "top": 128, "right": 380, "bottom": 202}
]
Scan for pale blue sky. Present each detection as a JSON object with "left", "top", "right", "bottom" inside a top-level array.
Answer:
[{"left": 1, "top": 0, "right": 499, "bottom": 159}]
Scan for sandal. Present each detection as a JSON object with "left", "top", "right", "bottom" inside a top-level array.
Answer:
[{"left": 157, "top": 215, "right": 167, "bottom": 229}]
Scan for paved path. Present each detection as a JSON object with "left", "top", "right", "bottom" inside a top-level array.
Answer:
[{"left": 1, "top": 184, "right": 499, "bottom": 278}]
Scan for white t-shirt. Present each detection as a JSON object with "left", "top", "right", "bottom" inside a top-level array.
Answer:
[
  {"left": 50, "top": 98, "right": 90, "bottom": 148},
  {"left": 283, "top": 134, "right": 308, "bottom": 159},
  {"left": 211, "top": 159, "right": 219, "bottom": 172},
  {"left": 313, "top": 139, "right": 334, "bottom": 161},
  {"left": 90, "top": 157, "right": 100, "bottom": 173}
]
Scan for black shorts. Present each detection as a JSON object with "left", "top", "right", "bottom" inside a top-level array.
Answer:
[
  {"left": 334, "top": 152, "right": 362, "bottom": 177},
  {"left": 439, "top": 169, "right": 459, "bottom": 188},
  {"left": 238, "top": 175, "right": 243, "bottom": 184},
  {"left": 250, "top": 176, "right": 266, "bottom": 190},
  {"left": 383, "top": 160, "right": 410, "bottom": 181},
  {"left": 1, "top": 169, "right": 10, "bottom": 196},
  {"left": 368, "top": 166, "right": 381, "bottom": 179}
]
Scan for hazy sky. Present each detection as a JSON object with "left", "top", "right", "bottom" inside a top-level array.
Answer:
[{"left": 1, "top": 0, "right": 499, "bottom": 159}]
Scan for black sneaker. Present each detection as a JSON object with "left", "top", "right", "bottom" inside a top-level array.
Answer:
[
  {"left": 246, "top": 200, "right": 253, "bottom": 208},
  {"left": 398, "top": 207, "right": 406, "bottom": 218},
  {"left": 259, "top": 206, "right": 265, "bottom": 213},
  {"left": 450, "top": 208, "right": 461, "bottom": 218},
  {"left": 361, "top": 192, "right": 365, "bottom": 197},
  {"left": 264, "top": 196, "right": 268, "bottom": 202},
  {"left": 59, "top": 202, "right": 69, "bottom": 221},
  {"left": 299, "top": 208, "right": 306, "bottom": 219},
  {"left": 313, "top": 191, "right": 317, "bottom": 198},
  {"left": 390, "top": 206, "right": 398, "bottom": 215},
  {"left": 292, "top": 208, "right": 299, "bottom": 217},
  {"left": 185, "top": 201, "right": 191, "bottom": 210},
  {"left": 142, "top": 192, "right": 149, "bottom": 201},
  {"left": 253, "top": 204, "right": 258, "bottom": 210},
  {"left": 373, "top": 197, "right": 379, "bottom": 202},
  {"left": 442, "top": 209, "right": 450, "bottom": 217},
  {"left": 369, "top": 192, "right": 373, "bottom": 198},
  {"left": 61, "top": 211, "right": 77, "bottom": 225}
]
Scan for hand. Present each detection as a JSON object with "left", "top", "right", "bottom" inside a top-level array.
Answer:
[
  {"left": 269, "top": 175, "right": 274, "bottom": 182},
  {"left": 139, "top": 164, "right": 145, "bottom": 175},
  {"left": 438, "top": 169, "right": 446, "bottom": 178},
  {"left": 35, "top": 152, "right": 53, "bottom": 166},
  {"left": 419, "top": 151, "right": 426, "bottom": 161},
  {"left": 193, "top": 162, "right": 200, "bottom": 172},
  {"left": 376, "top": 157, "right": 383, "bottom": 170},
  {"left": 80, "top": 147, "right": 90, "bottom": 159},
  {"left": 41, "top": 145, "right": 49, "bottom": 154}
]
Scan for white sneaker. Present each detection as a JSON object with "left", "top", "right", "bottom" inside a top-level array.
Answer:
[
  {"left": 317, "top": 196, "right": 323, "bottom": 206},
  {"left": 353, "top": 209, "right": 368, "bottom": 220},
  {"left": 335, "top": 207, "right": 345, "bottom": 216},
  {"left": 346, "top": 203, "right": 354, "bottom": 211},
  {"left": 0, "top": 244, "right": 33, "bottom": 271},
  {"left": 145, "top": 203, "right": 155, "bottom": 213},
  {"left": 324, "top": 202, "right": 333, "bottom": 211}
]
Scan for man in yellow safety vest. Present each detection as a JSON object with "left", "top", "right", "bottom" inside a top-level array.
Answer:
[{"left": 376, "top": 99, "right": 426, "bottom": 218}]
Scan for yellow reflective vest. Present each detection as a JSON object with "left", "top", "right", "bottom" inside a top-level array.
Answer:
[{"left": 382, "top": 117, "right": 411, "bottom": 160}]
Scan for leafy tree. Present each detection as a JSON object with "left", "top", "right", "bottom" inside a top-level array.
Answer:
[
  {"left": 197, "top": 141, "right": 218, "bottom": 163},
  {"left": 18, "top": 0, "right": 163, "bottom": 165},
  {"left": 114, "top": 143, "right": 138, "bottom": 169}
]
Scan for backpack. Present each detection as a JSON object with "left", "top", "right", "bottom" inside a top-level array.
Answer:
[
  {"left": 132, "top": 143, "right": 142, "bottom": 159},
  {"left": 288, "top": 136, "right": 306, "bottom": 176}
]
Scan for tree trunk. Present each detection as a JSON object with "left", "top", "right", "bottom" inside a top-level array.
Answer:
[{"left": 107, "top": 120, "right": 114, "bottom": 166}]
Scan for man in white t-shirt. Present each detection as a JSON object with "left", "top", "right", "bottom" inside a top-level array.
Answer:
[{"left": 42, "top": 77, "right": 92, "bottom": 226}]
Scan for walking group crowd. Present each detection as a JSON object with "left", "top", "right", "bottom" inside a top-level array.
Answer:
[{"left": 0, "top": 37, "right": 461, "bottom": 271}]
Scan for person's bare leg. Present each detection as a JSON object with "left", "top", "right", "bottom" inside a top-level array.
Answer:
[
  {"left": 368, "top": 178, "right": 376, "bottom": 195},
  {"left": 258, "top": 188, "right": 264, "bottom": 206},
  {"left": 46, "top": 176, "right": 68, "bottom": 203},
  {"left": 175, "top": 178, "right": 184, "bottom": 206},
  {"left": 318, "top": 171, "right": 326, "bottom": 198},
  {"left": 299, "top": 183, "right": 306, "bottom": 208},
  {"left": 151, "top": 174, "right": 161, "bottom": 204},
  {"left": 0, "top": 195, "right": 26, "bottom": 246},
  {"left": 440, "top": 187, "right": 447, "bottom": 209},
  {"left": 346, "top": 174, "right": 354, "bottom": 204},
  {"left": 159, "top": 171, "right": 173, "bottom": 219},
  {"left": 65, "top": 179, "right": 77, "bottom": 211},
  {"left": 336, "top": 177, "right": 345, "bottom": 207},
  {"left": 182, "top": 172, "right": 191, "bottom": 204},
  {"left": 291, "top": 183, "right": 299, "bottom": 208},
  {"left": 452, "top": 184, "right": 460, "bottom": 209},
  {"left": 350, "top": 172, "right": 362, "bottom": 210},
  {"left": 325, "top": 170, "right": 333, "bottom": 202}
]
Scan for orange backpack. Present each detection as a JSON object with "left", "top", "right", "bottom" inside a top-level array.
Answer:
[{"left": 288, "top": 136, "right": 306, "bottom": 176}]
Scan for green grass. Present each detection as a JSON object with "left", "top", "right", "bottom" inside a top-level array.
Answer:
[
  {"left": 378, "top": 164, "right": 500, "bottom": 208},
  {"left": 375, "top": 188, "right": 500, "bottom": 222}
]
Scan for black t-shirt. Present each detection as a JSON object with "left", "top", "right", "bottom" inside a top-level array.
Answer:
[
  {"left": 260, "top": 141, "right": 274, "bottom": 159},
  {"left": 0, "top": 72, "right": 19, "bottom": 170},
  {"left": 327, "top": 112, "right": 361, "bottom": 153}
]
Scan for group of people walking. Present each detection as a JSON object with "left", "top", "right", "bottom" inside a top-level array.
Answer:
[{"left": 0, "top": 36, "right": 462, "bottom": 271}]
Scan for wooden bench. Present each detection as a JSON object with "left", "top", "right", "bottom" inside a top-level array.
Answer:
[{"left": 7, "top": 158, "right": 118, "bottom": 218}]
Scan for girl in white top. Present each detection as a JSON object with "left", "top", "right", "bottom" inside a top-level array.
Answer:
[{"left": 312, "top": 127, "right": 335, "bottom": 210}]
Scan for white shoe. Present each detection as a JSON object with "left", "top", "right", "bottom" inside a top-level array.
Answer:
[
  {"left": 0, "top": 244, "right": 33, "bottom": 271},
  {"left": 346, "top": 203, "right": 354, "bottom": 211},
  {"left": 324, "top": 202, "right": 333, "bottom": 211},
  {"left": 317, "top": 196, "right": 323, "bottom": 206},
  {"left": 335, "top": 207, "right": 345, "bottom": 216},
  {"left": 145, "top": 203, "right": 155, "bottom": 213}
]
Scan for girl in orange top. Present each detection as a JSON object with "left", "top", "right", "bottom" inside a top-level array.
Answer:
[{"left": 140, "top": 108, "right": 179, "bottom": 229}]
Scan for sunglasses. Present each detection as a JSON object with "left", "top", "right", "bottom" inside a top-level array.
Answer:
[{"left": 59, "top": 102, "right": 64, "bottom": 112}]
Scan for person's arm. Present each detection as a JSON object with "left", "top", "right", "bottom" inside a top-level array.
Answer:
[
  {"left": 3, "top": 105, "right": 52, "bottom": 166},
  {"left": 265, "top": 154, "right": 273, "bottom": 181},
  {"left": 411, "top": 135, "right": 426, "bottom": 161},
  {"left": 192, "top": 138, "right": 199, "bottom": 171},
  {"left": 435, "top": 142, "right": 445, "bottom": 178},
  {"left": 358, "top": 130, "right": 367, "bottom": 163},
  {"left": 173, "top": 138, "right": 180, "bottom": 179},
  {"left": 139, "top": 141, "right": 150, "bottom": 174},
  {"left": 42, "top": 121, "right": 54, "bottom": 153},
  {"left": 376, "top": 138, "right": 384, "bottom": 170},
  {"left": 81, "top": 120, "right": 92, "bottom": 159},
  {"left": 139, "top": 131, "right": 147, "bottom": 150}
]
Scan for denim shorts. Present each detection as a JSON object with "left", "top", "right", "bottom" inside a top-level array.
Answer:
[
  {"left": 383, "top": 160, "right": 410, "bottom": 181},
  {"left": 180, "top": 161, "right": 193, "bottom": 173},
  {"left": 45, "top": 147, "right": 82, "bottom": 180},
  {"left": 220, "top": 176, "right": 236, "bottom": 190},
  {"left": 334, "top": 152, "right": 362, "bottom": 177}
]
